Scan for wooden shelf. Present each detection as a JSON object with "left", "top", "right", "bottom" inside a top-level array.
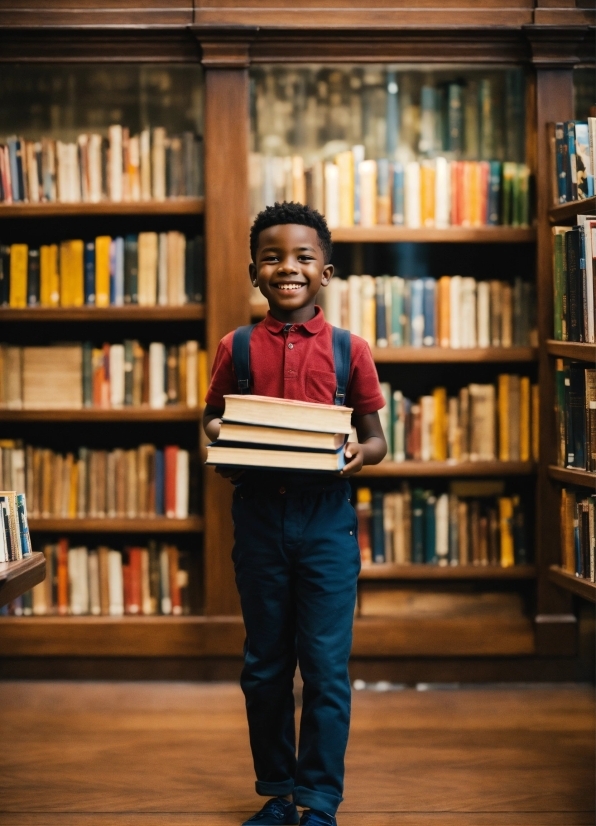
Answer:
[
  {"left": 372, "top": 346, "right": 537, "bottom": 363},
  {"left": 0, "top": 553, "right": 46, "bottom": 609},
  {"left": 546, "top": 340, "right": 596, "bottom": 362},
  {"left": 549, "top": 197, "right": 596, "bottom": 225},
  {"left": 330, "top": 226, "right": 536, "bottom": 243},
  {"left": 549, "top": 565, "right": 596, "bottom": 603},
  {"left": 0, "top": 407, "right": 202, "bottom": 422},
  {"left": 359, "top": 563, "right": 537, "bottom": 581},
  {"left": 0, "top": 197, "right": 204, "bottom": 218},
  {"left": 358, "top": 461, "right": 536, "bottom": 478},
  {"left": 0, "top": 305, "right": 204, "bottom": 322},
  {"left": 548, "top": 465, "right": 596, "bottom": 490},
  {"left": 27, "top": 517, "right": 204, "bottom": 533}
]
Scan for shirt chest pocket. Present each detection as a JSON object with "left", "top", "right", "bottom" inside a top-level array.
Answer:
[{"left": 305, "top": 369, "right": 337, "bottom": 404}]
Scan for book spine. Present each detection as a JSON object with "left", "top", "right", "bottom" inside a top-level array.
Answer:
[{"left": 371, "top": 490, "right": 385, "bottom": 563}]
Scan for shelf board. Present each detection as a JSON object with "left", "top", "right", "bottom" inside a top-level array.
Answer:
[
  {"left": 359, "top": 563, "right": 537, "bottom": 581},
  {"left": 548, "top": 465, "right": 596, "bottom": 490},
  {"left": 546, "top": 340, "right": 596, "bottom": 363},
  {"left": 549, "top": 197, "right": 596, "bottom": 225},
  {"left": 372, "top": 346, "right": 537, "bottom": 363},
  {"left": 358, "top": 460, "right": 536, "bottom": 478},
  {"left": 548, "top": 565, "right": 596, "bottom": 603},
  {"left": 0, "top": 305, "right": 204, "bottom": 322},
  {"left": 27, "top": 517, "right": 204, "bottom": 533},
  {"left": 0, "top": 553, "right": 46, "bottom": 609},
  {"left": 0, "top": 197, "right": 204, "bottom": 218},
  {"left": 330, "top": 226, "right": 536, "bottom": 243},
  {"left": 0, "top": 407, "right": 202, "bottom": 422}
]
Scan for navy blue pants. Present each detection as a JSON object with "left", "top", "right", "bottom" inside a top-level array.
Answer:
[{"left": 231, "top": 474, "right": 360, "bottom": 815}]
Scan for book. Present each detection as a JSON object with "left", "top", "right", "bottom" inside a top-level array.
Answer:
[
  {"left": 221, "top": 394, "right": 353, "bottom": 435},
  {"left": 218, "top": 422, "right": 346, "bottom": 451},
  {"left": 206, "top": 444, "right": 346, "bottom": 473}
]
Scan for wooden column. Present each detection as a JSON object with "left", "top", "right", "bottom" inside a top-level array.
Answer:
[{"left": 201, "top": 41, "right": 251, "bottom": 615}]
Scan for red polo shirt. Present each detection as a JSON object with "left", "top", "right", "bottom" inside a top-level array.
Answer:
[{"left": 206, "top": 306, "right": 385, "bottom": 416}]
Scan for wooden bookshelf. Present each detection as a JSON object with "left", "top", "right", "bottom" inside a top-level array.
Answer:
[
  {"left": 0, "top": 407, "right": 202, "bottom": 422},
  {"left": 549, "top": 196, "right": 596, "bottom": 225},
  {"left": 548, "top": 465, "right": 596, "bottom": 490},
  {"left": 358, "top": 461, "right": 536, "bottom": 478},
  {"left": 0, "top": 553, "right": 46, "bottom": 609},
  {"left": 548, "top": 566, "right": 596, "bottom": 604},
  {"left": 0, "top": 305, "right": 205, "bottom": 322},
  {"left": 546, "top": 340, "right": 596, "bottom": 362},
  {"left": 0, "top": 197, "right": 204, "bottom": 218},
  {"left": 372, "top": 346, "right": 537, "bottom": 364},
  {"left": 330, "top": 226, "right": 536, "bottom": 243},
  {"left": 27, "top": 517, "right": 204, "bottom": 533},
  {"left": 359, "top": 564, "right": 537, "bottom": 581}
]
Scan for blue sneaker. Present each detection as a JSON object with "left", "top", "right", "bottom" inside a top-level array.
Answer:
[
  {"left": 299, "top": 810, "right": 337, "bottom": 826},
  {"left": 242, "top": 797, "right": 300, "bottom": 826}
]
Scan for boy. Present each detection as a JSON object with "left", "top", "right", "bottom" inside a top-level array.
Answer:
[{"left": 203, "top": 202, "right": 387, "bottom": 826}]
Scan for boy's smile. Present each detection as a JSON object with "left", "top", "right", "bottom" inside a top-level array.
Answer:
[{"left": 249, "top": 223, "right": 334, "bottom": 324}]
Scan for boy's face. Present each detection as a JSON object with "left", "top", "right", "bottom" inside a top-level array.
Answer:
[{"left": 249, "top": 223, "right": 333, "bottom": 322}]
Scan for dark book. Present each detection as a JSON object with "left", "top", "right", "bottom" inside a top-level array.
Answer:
[
  {"left": 513, "top": 501, "right": 529, "bottom": 564},
  {"left": 568, "top": 362, "right": 586, "bottom": 469},
  {"left": 184, "top": 236, "right": 195, "bottom": 304},
  {"left": 565, "top": 227, "right": 583, "bottom": 342},
  {"left": 565, "top": 121, "right": 577, "bottom": 202},
  {"left": 82, "top": 341, "right": 93, "bottom": 407},
  {"left": 84, "top": 240, "right": 95, "bottom": 305},
  {"left": 402, "top": 279, "right": 412, "bottom": 346},
  {"left": 371, "top": 490, "right": 385, "bottom": 563},
  {"left": 124, "top": 234, "right": 138, "bottom": 305},
  {"left": 0, "top": 244, "right": 9, "bottom": 306},
  {"left": 554, "top": 122, "right": 568, "bottom": 204},
  {"left": 423, "top": 277, "right": 435, "bottom": 347},
  {"left": 488, "top": 507, "right": 499, "bottom": 565},
  {"left": 555, "top": 359, "right": 567, "bottom": 467},
  {"left": 166, "top": 344, "right": 178, "bottom": 405},
  {"left": 585, "top": 368, "right": 596, "bottom": 473},
  {"left": 375, "top": 277, "right": 388, "bottom": 347},
  {"left": 26, "top": 247, "right": 40, "bottom": 307},
  {"left": 424, "top": 493, "right": 437, "bottom": 563},
  {"left": 391, "top": 162, "right": 404, "bottom": 226},
  {"left": 6, "top": 136, "right": 19, "bottom": 202},
  {"left": 124, "top": 340, "right": 134, "bottom": 406},
  {"left": 411, "top": 488, "right": 425, "bottom": 564},
  {"left": 580, "top": 499, "right": 590, "bottom": 580},
  {"left": 447, "top": 83, "right": 463, "bottom": 154},
  {"left": 192, "top": 235, "right": 205, "bottom": 303},
  {"left": 154, "top": 449, "right": 164, "bottom": 516},
  {"left": 487, "top": 161, "right": 501, "bottom": 225}
]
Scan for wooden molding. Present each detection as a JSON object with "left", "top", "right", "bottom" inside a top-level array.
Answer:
[
  {"left": 198, "top": 39, "right": 251, "bottom": 69},
  {"left": 524, "top": 24, "right": 593, "bottom": 66}
]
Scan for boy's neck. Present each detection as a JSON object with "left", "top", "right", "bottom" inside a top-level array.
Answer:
[{"left": 267, "top": 301, "right": 318, "bottom": 325}]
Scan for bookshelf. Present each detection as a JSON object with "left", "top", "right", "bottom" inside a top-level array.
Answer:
[
  {"left": 0, "top": 306, "right": 205, "bottom": 322},
  {"left": 549, "top": 196, "right": 596, "bottom": 224},
  {"left": 0, "top": 198, "right": 204, "bottom": 219},
  {"left": 0, "top": 553, "right": 46, "bottom": 608},
  {"left": 549, "top": 566, "right": 596, "bottom": 604},
  {"left": 330, "top": 227, "right": 536, "bottom": 243},
  {"left": 547, "top": 466, "right": 596, "bottom": 490},
  {"left": 358, "top": 461, "right": 536, "bottom": 478},
  {"left": 0, "top": 408, "right": 203, "bottom": 422},
  {"left": 359, "top": 563, "right": 537, "bottom": 581},
  {"left": 27, "top": 517, "right": 204, "bottom": 533}
]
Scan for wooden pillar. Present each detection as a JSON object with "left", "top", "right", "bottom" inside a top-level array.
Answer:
[{"left": 201, "top": 41, "right": 251, "bottom": 615}]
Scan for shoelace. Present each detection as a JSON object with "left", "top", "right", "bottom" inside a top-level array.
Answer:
[{"left": 251, "top": 798, "right": 289, "bottom": 821}]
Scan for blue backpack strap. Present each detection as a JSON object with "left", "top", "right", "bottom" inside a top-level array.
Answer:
[
  {"left": 332, "top": 326, "right": 351, "bottom": 406},
  {"left": 232, "top": 324, "right": 256, "bottom": 394}
]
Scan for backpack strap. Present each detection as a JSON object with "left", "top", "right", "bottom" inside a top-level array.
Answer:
[
  {"left": 232, "top": 324, "right": 256, "bottom": 394},
  {"left": 332, "top": 326, "right": 351, "bottom": 406}
]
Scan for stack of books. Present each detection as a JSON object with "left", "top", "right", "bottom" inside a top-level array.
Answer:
[
  {"left": 206, "top": 395, "right": 353, "bottom": 472},
  {"left": 0, "top": 490, "right": 32, "bottom": 562},
  {"left": 560, "top": 488, "right": 595, "bottom": 581}
]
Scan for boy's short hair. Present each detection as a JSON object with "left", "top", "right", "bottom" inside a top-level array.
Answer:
[{"left": 250, "top": 201, "right": 333, "bottom": 264}]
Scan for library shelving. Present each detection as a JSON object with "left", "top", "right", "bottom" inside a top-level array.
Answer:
[
  {"left": 27, "top": 518, "right": 204, "bottom": 534},
  {"left": 0, "top": 14, "right": 592, "bottom": 680},
  {"left": 545, "top": 340, "right": 596, "bottom": 362},
  {"left": 359, "top": 564, "right": 537, "bottom": 581},
  {"left": 547, "top": 466, "right": 596, "bottom": 490},
  {"left": 358, "top": 461, "right": 536, "bottom": 478},
  {"left": 548, "top": 196, "right": 596, "bottom": 224},
  {"left": 0, "top": 408, "right": 203, "bottom": 422},
  {"left": 548, "top": 566, "right": 596, "bottom": 604},
  {"left": 0, "top": 554, "right": 46, "bottom": 609}
]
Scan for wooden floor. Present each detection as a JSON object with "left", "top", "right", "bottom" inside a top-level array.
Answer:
[{"left": 0, "top": 681, "right": 594, "bottom": 825}]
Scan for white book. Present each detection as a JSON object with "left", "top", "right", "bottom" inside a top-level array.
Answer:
[
  {"left": 325, "top": 278, "right": 343, "bottom": 328},
  {"left": 113, "top": 237, "right": 124, "bottom": 306},
  {"left": 477, "top": 280, "right": 490, "bottom": 348},
  {"left": 88, "top": 134, "right": 103, "bottom": 203},
  {"left": 352, "top": 145, "right": 366, "bottom": 225},
  {"left": 186, "top": 341, "right": 198, "bottom": 408},
  {"left": 140, "top": 128, "right": 152, "bottom": 201},
  {"left": 152, "top": 127, "right": 166, "bottom": 201},
  {"left": 32, "top": 576, "right": 47, "bottom": 615},
  {"left": 160, "top": 547, "right": 172, "bottom": 615},
  {"left": 434, "top": 156, "right": 450, "bottom": 228},
  {"left": 359, "top": 160, "right": 377, "bottom": 227},
  {"left": 348, "top": 275, "right": 362, "bottom": 337},
  {"left": 324, "top": 162, "right": 340, "bottom": 228},
  {"left": 393, "top": 389, "right": 405, "bottom": 462},
  {"left": 436, "top": 493, "right": 449, "bottom": 565},
  {"left": 77, "top": 134, "right": 88, "bottom": 203},
  {"left": 460, "top": 277, "right": 477, "bottom": 348},
  {"left": 12, "top": 448, "right": 25, "bottom": 498},
  {"left": 108, "top": 125, "right": 123, "bottom": 202},
  {"left": 449, "top": 275, "right": 462, "bottom": 349},
  {"left": 149, "top": 342, "right": 166, "bottom": 409},
  {"left": 88, "top": 550, "right": 101, "bottom": 616},
  {"left": 26, "top": 142, "right": 39, "bottom": 204},
  {"left": 0, "top": 508, "right": 7, "bottom": 562},
  {"left": 108, "top": 550, "right": 124, "bottom": 617},
  {"left": 109, "top": 344, "right": 125, "bottom": 408},
  {"left": 157, "top": 233, "right": 169, "bottom": 306},
  {"left": 69, "top": 546, "right": 89, "bottom": 616},
  {"left": 177, "top": 234, "right": 187, "bottom": 306},
  {"left": 420, "top": 395, "right": 434, "bottom": 462},
  {"left": 138, "top": 231, "right": 158, "bottom": 306},
  {"left": 175, "top": 449, "right": 189, "bottom": 519},
  {"left": 167, "top": 231, "right": 183, "bottom": 307},
  {"left": 405, "top": 161, "right": 421, "bottom": 228}
]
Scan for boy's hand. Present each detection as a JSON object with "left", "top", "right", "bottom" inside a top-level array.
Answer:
[
  {"left": 340, "top": 442, "right": 364, "bottom": 477},
  {"left": 215, "top": 466, "right": 245, "bottom": 482}
]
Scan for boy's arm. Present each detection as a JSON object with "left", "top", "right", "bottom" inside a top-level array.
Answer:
[
  {"left": 341, "top": 411, "right": 387, "bottom": 477},
  {"left": 203, "top": 404, "right": 224, "bottom": 442}
]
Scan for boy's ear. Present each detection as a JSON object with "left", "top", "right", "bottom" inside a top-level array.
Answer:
[
  {"left": 321, "top": 263, "right": 334, "bottom": 287},
  {"left": 249, "top": 262, "right": 258, "bottom": 286}
]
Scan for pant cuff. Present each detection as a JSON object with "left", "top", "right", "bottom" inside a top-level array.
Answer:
[
  {"left": 293, "top": 786, "right": 341, "bottom": 815},
  {"left": 256, "top": 779, "right": 295, "bottom": 797}
]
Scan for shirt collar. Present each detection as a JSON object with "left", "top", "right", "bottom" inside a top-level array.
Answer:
[{"left": 263, "top": 304, "right": 327, "bottom": 336}]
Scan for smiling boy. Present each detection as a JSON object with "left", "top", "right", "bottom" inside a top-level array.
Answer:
[{"left": 203, "top": 202, "right": 387, "bottom": 826}]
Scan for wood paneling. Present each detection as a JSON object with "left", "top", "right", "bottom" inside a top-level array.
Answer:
[
  {"left": 0, "top": 553, "right": 45, "bottom": 608},
  {"left": 0, "top": 1, "right": 193, "bottom": 27},
  {"left": 202, "top": 65, "right": 250, "bottom": 616}
]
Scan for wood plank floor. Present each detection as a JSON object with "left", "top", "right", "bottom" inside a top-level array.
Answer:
[{"left": 0, "top": 682, "right": 593, "bottom": 825}]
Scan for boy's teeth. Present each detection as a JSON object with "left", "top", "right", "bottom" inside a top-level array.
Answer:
[{"left": 277, "top": 283, "right": 302, "bottom": 291}]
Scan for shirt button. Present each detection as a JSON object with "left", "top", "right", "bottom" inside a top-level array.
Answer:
[
  {"left": 349, "top": 530, "right": 353, "bottom": 535},
  {"left": 287, "top": 343, "right": 294, "bottom": 350},
  {"left": 279, "top": 487, "right": 286, "bottom": 495}
]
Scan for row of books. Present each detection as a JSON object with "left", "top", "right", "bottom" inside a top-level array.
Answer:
[
  {"left": 377, "top": 376, "right": 538, "bottom": 463},
  {"left": 0, "top": 441, "right": 197, "bottom": 520},
  {"left": 355, "top": 481, "right": 528, "bottom": 567},
  {"left": 0, "top": 232, "right": 204, "bottom": 309},
  {"left": 250, "top": 154, "right": 531, "bottom": 229},
  {"left": 0, "top": 490, "right": 32, "bottom": 562},
  {"left": 560, "top": 488, "right": 595, "bottom": 581},
  {"left": 0, "top": 341, "right": 208, "bottom": 411},
  {"left": 318, "top": 275, "right": 536, "bottom": 349},
  {"left": 555, "top": 360, "right": 596, "bottom": 473},
  {"left": 0, "top": 126, "right": 202, "bottom": 205},
  {"left": 3, "top": 541, "right": 195, "bottom": 617},
  {"left": 552, "top": 216, "right": 595, "bottom": 343},
  {"left": 550, "top": 120, "right": 595, "bottom": 204}
]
